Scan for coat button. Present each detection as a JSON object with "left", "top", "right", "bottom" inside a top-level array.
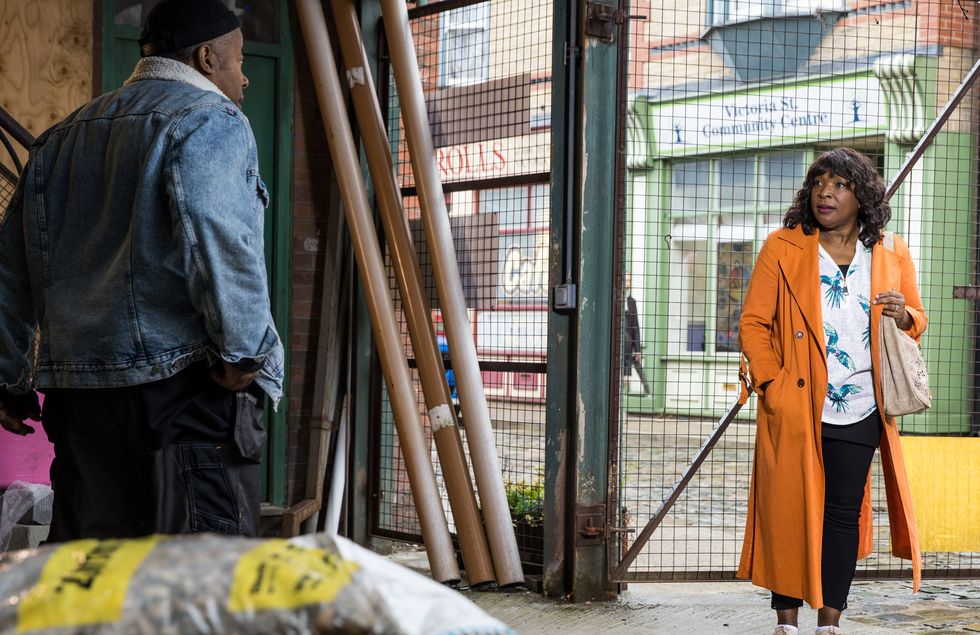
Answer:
[
  {"left": 795, "top": 330, "right": 804, "bottom": 339},
  {"left": 797, "top": 378, "right": 805, "bottom": 388}
]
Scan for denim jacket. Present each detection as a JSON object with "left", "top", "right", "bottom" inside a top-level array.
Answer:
[{"left": 0, "top": 57, "right": 283, "bottom": 407}]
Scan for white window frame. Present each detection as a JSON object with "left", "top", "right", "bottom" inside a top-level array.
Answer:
[
  {"left": 438, "top": 3, "right": 491, "bottom": 88},
  {"left": 709, "top": 0, "right": 847, "bottom": 27},
  {"left": 666, "top": 150, "right": 807, "bottom": 356}
]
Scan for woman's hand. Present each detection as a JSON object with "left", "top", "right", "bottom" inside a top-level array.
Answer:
[{"left": 874, "top": 289, "right": 913, "bottom": 330}]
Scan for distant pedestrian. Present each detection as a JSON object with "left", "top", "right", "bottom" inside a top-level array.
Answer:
[
  {"left": 738, "top": 148, "right": 924, "bottom": 635},
  {"left": 623, "top": 272, "right": 651, "bottom": 396},
  {"left": 0, "top": 0, "right": 283, "bottom": 541}
]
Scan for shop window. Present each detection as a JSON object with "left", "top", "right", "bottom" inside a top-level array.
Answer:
[
  {"left": 439, "top": 3, "right": 491, "bottom": 88},
  {"left": 761, "top": 151, "right": 805, "bottom": 206},
  {"left": 665, "top": 150, "right": 805, "bottom": 357},
  {"left": 529, "top": 183, "right": 550, "bottom": 226},
  {"left": 671, "top": 160, "right": 710, "bottom": 212},
  {"left": 717, "top": 156, "right": 755, "bottom": 210},
  {"left": 667, "top": 234, "right": 709, "bottom": 354},
  {"left": 716, "top": 241, "right": 753, "bottom": 352},
  {"left": 480, "top": 186, "right": 527, "bottom": 229}
]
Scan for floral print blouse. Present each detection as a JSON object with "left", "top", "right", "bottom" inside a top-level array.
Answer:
[{"left": 818, "top": 241, "right": 875, "bottom": 424}]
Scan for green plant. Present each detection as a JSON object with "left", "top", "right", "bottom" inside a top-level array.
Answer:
[{"left": 505, "top": 470, "right": 544, "bottom": 526}]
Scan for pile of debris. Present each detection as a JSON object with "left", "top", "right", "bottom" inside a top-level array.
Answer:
[
  {"left": 0, "top": 481, "right": 51, "bottom": 552},
  {"left": 0, "top": 531, "right": 515, "bottom": 635}
]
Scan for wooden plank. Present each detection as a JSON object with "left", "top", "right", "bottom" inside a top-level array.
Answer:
[{"left": 0, "top": 0, "right": 94, "bottom": 172}]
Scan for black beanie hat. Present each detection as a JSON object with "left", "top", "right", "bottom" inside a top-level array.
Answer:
[{"left": 139, "top": 0, "right": 241, "bottom": 58}]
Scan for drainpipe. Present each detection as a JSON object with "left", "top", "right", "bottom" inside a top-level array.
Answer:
[
  {"left": 379, "top": 0, "right": 525, "bottom": 586},
  {"left": 295, "top": 0, "right": 460, "bottom": 584},
  {"left": 329, "top": 0, "right": 496, "bottom": 584}
]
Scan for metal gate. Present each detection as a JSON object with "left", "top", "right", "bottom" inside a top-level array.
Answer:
[
  {"left": 372, "top": 0, "right": 555, "bottom": 573},
  {"left": 610, "top": 0, "right": 980, "bottom": 582}
]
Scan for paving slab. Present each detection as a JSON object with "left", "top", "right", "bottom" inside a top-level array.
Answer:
[{"left": 386, "top": 548, "right": 980, "bottom": 634}]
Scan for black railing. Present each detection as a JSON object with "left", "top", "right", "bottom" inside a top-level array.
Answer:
[{"left": 0, "top": 106, "right": 34, "bottom": 175}]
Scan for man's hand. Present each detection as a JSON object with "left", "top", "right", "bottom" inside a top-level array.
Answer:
[
  {"left": 210, "top": 361, "right": 260, "bottom": 392},
  {"left": 0, "top": 399, "right": 40, "bottom": 436}
]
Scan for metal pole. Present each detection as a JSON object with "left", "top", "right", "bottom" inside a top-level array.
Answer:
[
  {"left": 294, "top": 0, "right": 460, "bottom": 584},
  {"left": 379, "top": 0, "right": 525, "bottom": 586},
  {"left": 884, "top": 56, "right": 980, "bottom": 202},
  {"left": 329, "top": 0, "right": 496, "bottom": 585}
]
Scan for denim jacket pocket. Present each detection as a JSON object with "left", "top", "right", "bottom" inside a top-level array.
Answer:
[{"left": 233, "top": 390, "right": 266, "bottom": 463}]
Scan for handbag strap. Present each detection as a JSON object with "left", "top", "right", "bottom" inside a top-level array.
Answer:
[{"left": 883, "top": 230, "right": 895, "bottom": 251}]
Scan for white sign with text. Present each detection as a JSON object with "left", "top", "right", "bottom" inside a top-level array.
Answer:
[
  {"left": 650, "top": 75, "right": 885, "bottom": 155},
  {"left": 436, "top": 132, "right": 551, "bottom": 183}
]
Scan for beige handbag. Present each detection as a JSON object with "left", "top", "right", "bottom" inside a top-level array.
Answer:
[{"left": 878, "top": 232, "right": 931, "bottom": 416}]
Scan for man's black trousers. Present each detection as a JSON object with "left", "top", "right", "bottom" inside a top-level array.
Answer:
[{"left": 41, "top": 363, "right": 265, "bottom": 542}]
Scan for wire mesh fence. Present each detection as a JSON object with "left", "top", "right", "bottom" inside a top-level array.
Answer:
[
  {"left": 0, "top": 163, "right": 16, "bottom": 217},
  {"left": 614, "top": 0, "right": 980, "bottom": 581},
  {"left": 374, "top": 0, "right": 553, "bottom": 573}
]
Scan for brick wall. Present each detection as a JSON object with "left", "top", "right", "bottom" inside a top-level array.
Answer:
[
  {"left": 917, "top": 0, "right": 980, "bottom": 49},
  {"left": 285, "top": 29, "right": 340, "bottom": 505}
]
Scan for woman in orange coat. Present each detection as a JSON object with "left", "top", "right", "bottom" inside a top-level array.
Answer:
[{"left": 737, "top": 148, "right": 925, "bottom": 635}]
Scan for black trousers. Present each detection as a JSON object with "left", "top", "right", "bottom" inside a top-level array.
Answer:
[
  {"left": 771, "top": 436, "right": 877, "bottom": 612},
  {"left": 41, "top": 366, "right": 265, "bottom": 543},
  {"left": 623, "top": 355, "right": 651, "bottom": 395}
]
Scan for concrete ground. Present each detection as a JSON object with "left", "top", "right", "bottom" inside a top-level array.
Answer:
[{"left": 388, "top": 549, "right": 980, "bottom": 634}]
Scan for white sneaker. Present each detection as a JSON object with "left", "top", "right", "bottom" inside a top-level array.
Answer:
[
  {"left": 773, "top": 626, "right": 799, "bottom": 635},
  {"left": 815, "top": 628, "right": 843, "bottom": 635}
]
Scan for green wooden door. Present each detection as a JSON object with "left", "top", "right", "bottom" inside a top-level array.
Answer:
[{"left": 102, "top": 1, "right": 293, "bottom": 506}]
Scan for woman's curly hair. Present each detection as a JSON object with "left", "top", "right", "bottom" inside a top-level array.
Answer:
[{"left": 783, "top": 147, "right": 890, "bottom": 248}]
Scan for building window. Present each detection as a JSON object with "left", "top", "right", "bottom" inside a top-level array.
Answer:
[
  {"left": 668, "top": 234, "right": 709, "bottom": 354},
  {"left": 716, "top": 241, "right": 753, "bottom": 352},
  {"left": 439, "top": 3, "right": 491, "bottom": 88},
  {"left": 671, "top": 160, "right": 709, "bottom": 212},
  {"left": 708, "top": 0, "right": 847, "bottom": 27},
  {"left": 667, "top": 150, "right": 805, "bottom": 355}
]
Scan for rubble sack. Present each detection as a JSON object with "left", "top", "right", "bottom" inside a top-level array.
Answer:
[
  {"left": 0, "top": 532, "right": 514, "bottom": 635},
  {"left": 0, "top": 482, "right": 53, "bottom": 551}
]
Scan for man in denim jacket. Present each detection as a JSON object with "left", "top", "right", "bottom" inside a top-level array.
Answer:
[{"left": 0, "top": 0, "right": 283, "bottom": 540}]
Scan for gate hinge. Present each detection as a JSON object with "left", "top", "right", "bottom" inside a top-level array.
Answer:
[
  {"left": 585, "top": 1, "right": 617, "bottom": 42},
  {"left": 585, "top": 2, "right": 648, "bottom": 42}
]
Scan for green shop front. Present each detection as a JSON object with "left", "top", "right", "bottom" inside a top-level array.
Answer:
[{"left": 626, "top": 60, "right": 976, "bottom": 435}]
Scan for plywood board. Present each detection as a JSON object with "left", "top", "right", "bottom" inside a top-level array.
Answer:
[{"left": 0, "top": 0, "right": 93, "bottom": 173}]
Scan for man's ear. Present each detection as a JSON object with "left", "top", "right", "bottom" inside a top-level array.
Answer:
[{"left": 192, "top": 43, "right": 219, "bottom": 77}]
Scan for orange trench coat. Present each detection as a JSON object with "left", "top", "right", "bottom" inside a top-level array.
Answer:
[{"left": 736, "top": 225, "right": 925, "bottom": 608}]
